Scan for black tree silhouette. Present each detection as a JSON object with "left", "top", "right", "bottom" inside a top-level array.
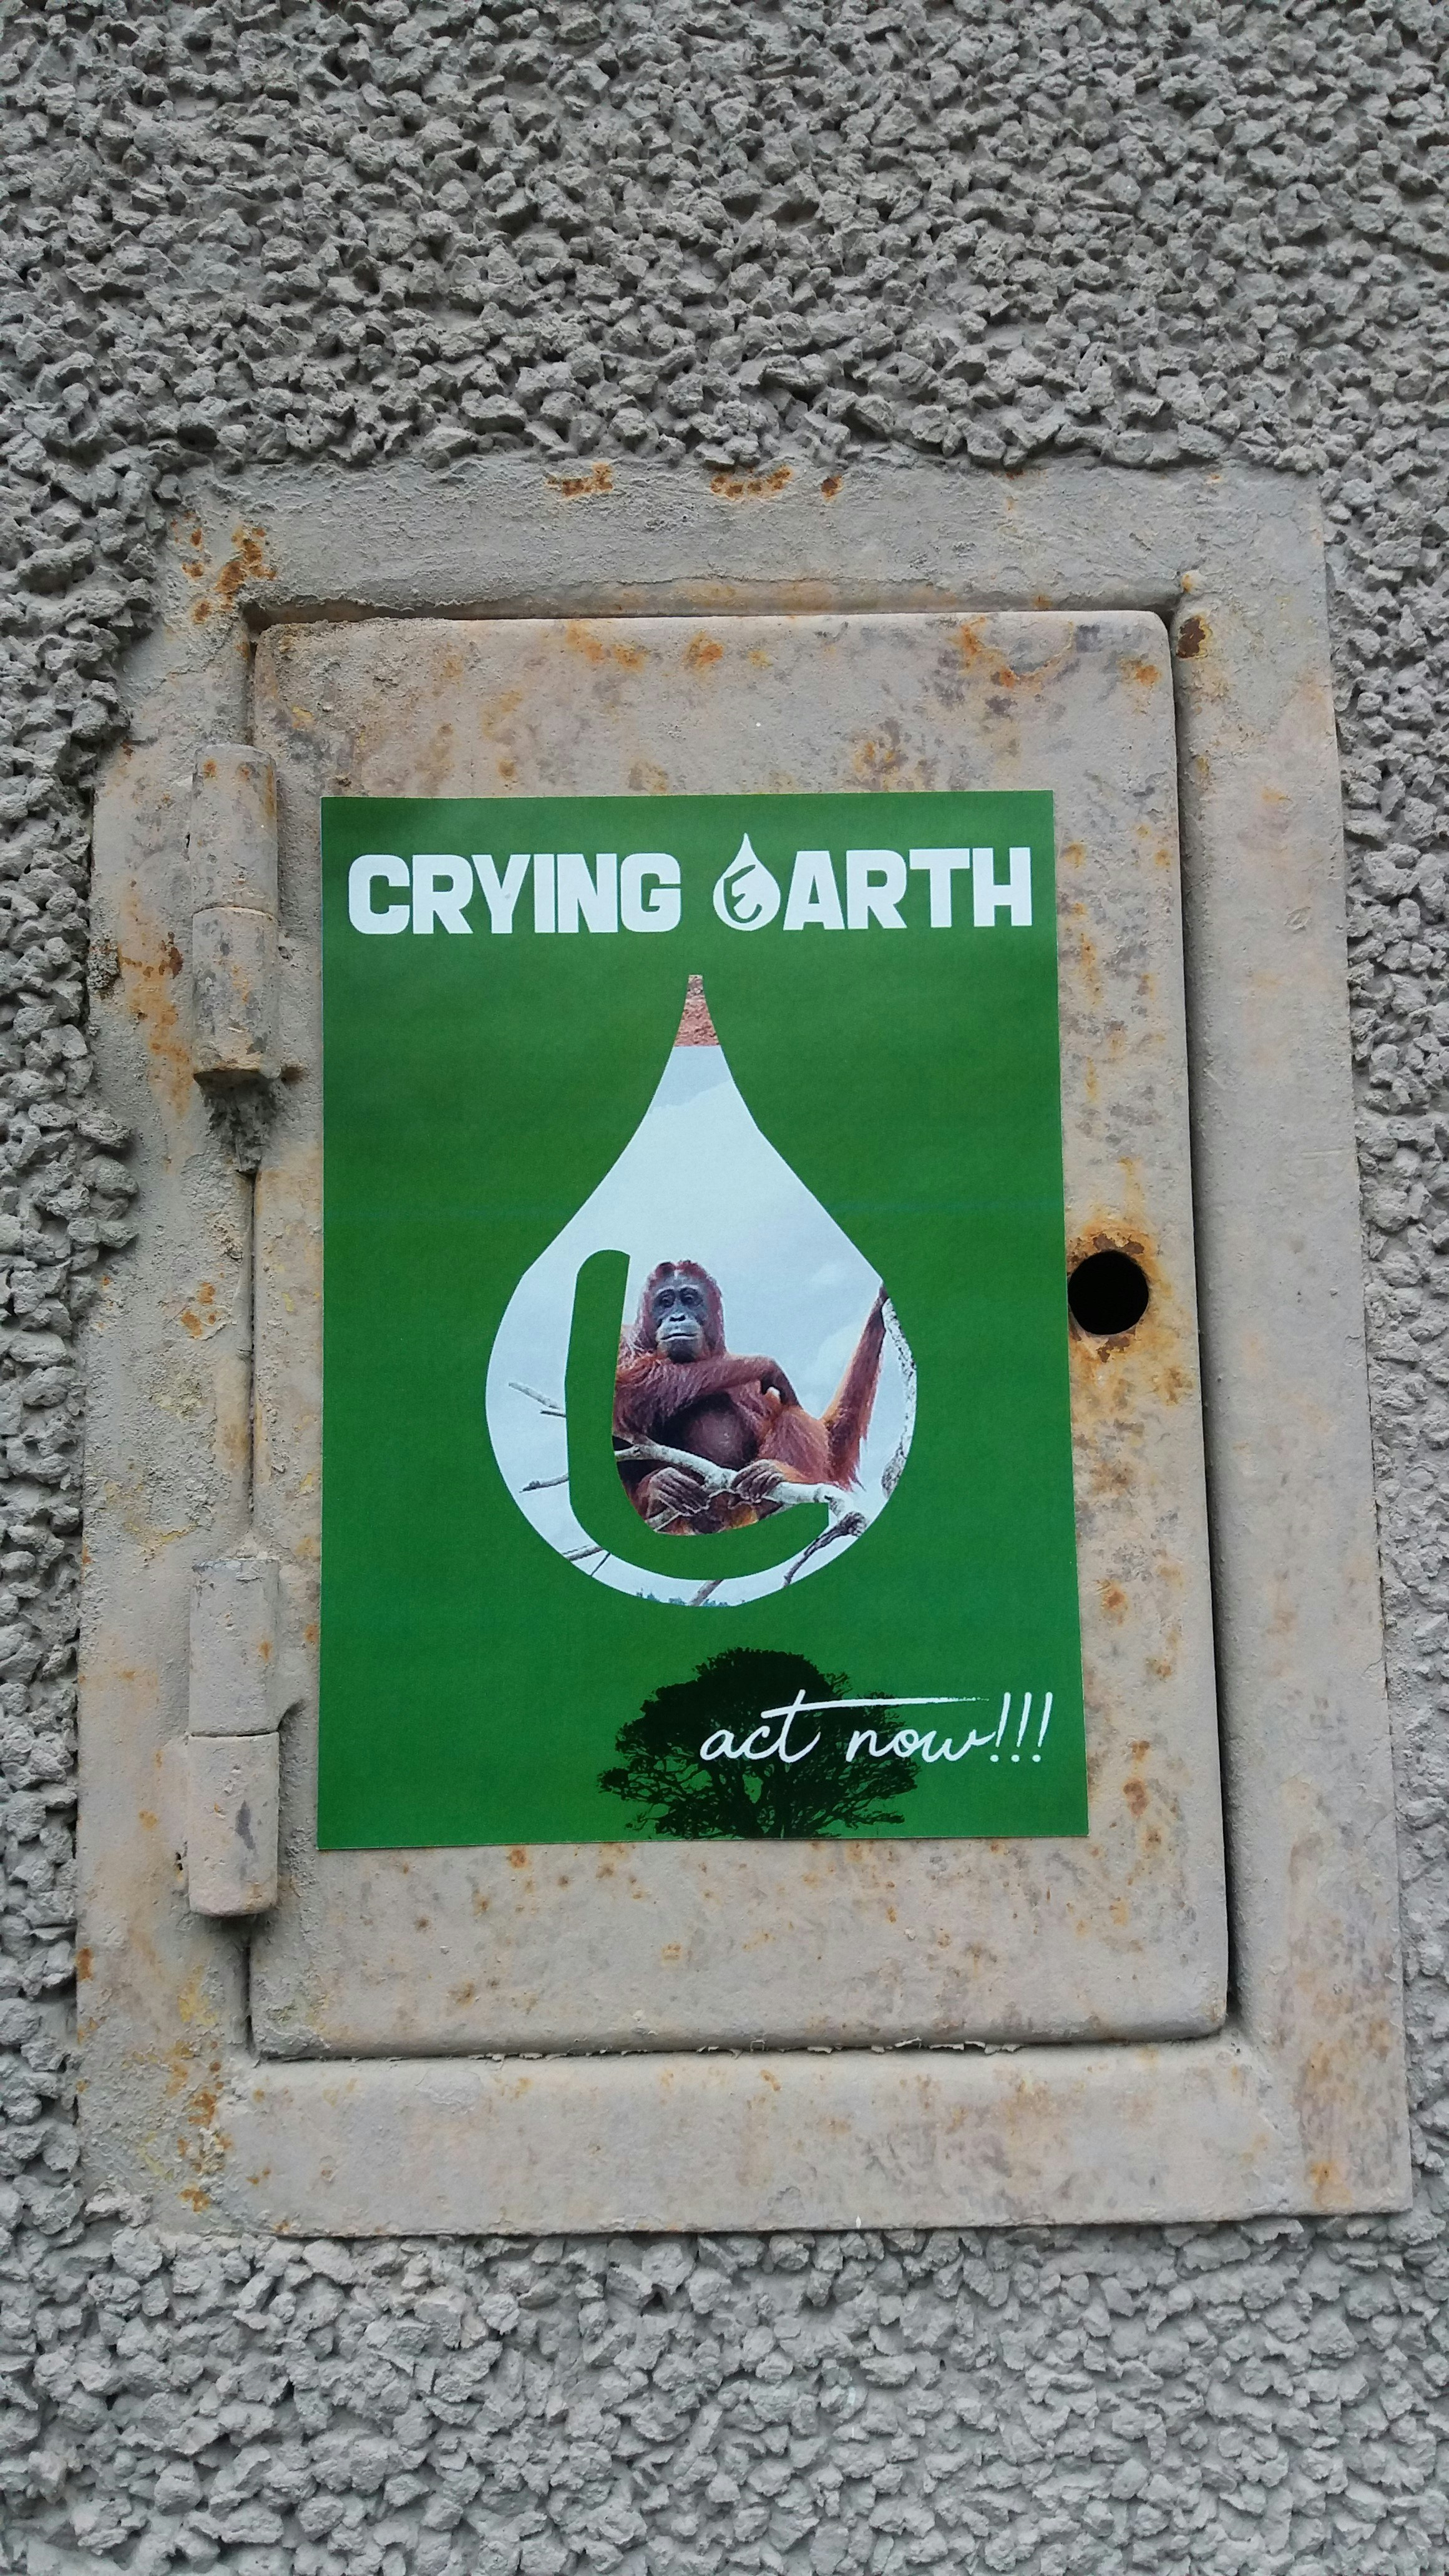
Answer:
[{"left": 599, "top": 1647, "right": 919, "bottom": 1838}]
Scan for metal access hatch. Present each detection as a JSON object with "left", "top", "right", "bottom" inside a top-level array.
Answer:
[{"left": 77, "top": 459, "right": 1406, "bottom": 2233}]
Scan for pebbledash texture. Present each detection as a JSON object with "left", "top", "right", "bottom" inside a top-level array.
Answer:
[{"left": 0, "top": 0, "right": 1447, "bottom": 2572}]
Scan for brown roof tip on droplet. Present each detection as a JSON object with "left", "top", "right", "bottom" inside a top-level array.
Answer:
[{"left": 675, "top": 974, "right": 720, "bottom": 1047}]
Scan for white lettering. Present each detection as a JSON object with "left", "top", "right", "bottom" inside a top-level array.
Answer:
[
  {"left": 972, "top": 844, "right": 1033, "bottom": 927},
  {"left": 909, "top": 847, "right": 972, "bottom": 928},
  {"left": 533, "top": 852, "right": 556, "bottom": 935},
  {"left": 348, "top": 854, "right": 410, "bottom": 935},
  {"left": 411, "top": 854, "right": 473, "bottom": 935},
  {"left": 783, "top": 848, "right": 844, "bottom": 932},
  {"left": 713, "top": 837, "right": 780, "bottom": 930},
  {"left": 847, "top": 1728, "right": 887, "bottom": 1762},
  {"left": 621, "top": 851, "right": 681, "bottom": 934},
  {"left": 557, "top": 850, "right": 618, "bottom": 935},
  {"left": 772, "top": 1692, "right": 822, "bottom": 1766},
  {"left": 472, "top": 852, "right": 531, "bottom": 934},
  {"left": 919, "top": 1729, "right": 999, "bottom": 1762},
  {"left": 988, "top": 1689, "right": 1012, "bottom": 1762},
  {"left": 759, "top": 1695, "right": 975, "bottom": 1722},
  {"left": 697, "top": 1692, "right": 1045, "bottom": 1775},
  {"left": 846, "top": 848, "right": 908, "bottom": 930}
]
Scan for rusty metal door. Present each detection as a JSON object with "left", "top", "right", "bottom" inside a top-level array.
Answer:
[{"left": 238, "top": 608, "right": 1226, "bottom": 2055}]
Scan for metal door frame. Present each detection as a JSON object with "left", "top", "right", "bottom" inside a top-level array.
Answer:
[{"left": 77, "top": 458, "right": 1408, "bottom": 2230}]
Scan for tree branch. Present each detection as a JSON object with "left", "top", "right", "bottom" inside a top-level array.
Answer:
[{"left": 613, "top": 1440, "right": 856, "bottom": 1527}]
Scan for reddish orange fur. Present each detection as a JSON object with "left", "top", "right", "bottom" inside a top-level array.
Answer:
[{"left": 614, "top": 1260, "right": 886, "bottom": 1531}]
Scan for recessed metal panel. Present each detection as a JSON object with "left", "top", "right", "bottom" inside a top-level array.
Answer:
[{"left": 245, "top": 607, "right": 1226, "bottom": 2054}]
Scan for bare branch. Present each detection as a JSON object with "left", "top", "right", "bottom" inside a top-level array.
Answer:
[
  {"left": 613, "top": 1441, "right": 855, "bottom": 1523},
  {"left": 511, "top": 1379, "right": 565, "bottom": 1418}
]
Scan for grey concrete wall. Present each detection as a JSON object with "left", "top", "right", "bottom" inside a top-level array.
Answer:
[{"left": 0, "top": 0, "right": 1446, "bottom": 2569}]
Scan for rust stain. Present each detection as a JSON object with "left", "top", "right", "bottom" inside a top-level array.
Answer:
[
  {"left": 547, "top": 461, "right": 614, "bottom": 500},
  {"left": 710, "top": 463, "right": 794, "bottom": 501},
  {"left": 1123, "top": 1780, "right": 1148, "bottom": 1818},
  {"left": 179, "top": 1281, "right": 218, "bottom": 1339},
  {"left": 118, "top": 880, "right": 192, "bottom": 1116},
  {"left": 852, "top": 731, "right": 908, "bottom": 788},
  {"left": 821, "top": 473, "right": 844, "bottom": 500},
  {"left": 76, "top": 1946, "right": 92, "bottom": 1982},
  {"left": 1068, "top": 1221, "right": 1198, "bottom": 1464},
  {"left": 985, "top": 643, "right": 1073, "bottom": 694},
  {"left": 1100, "top": 1581, "right": 1128, "bottom": 1624},
  {"left": 478, "top": 685, "right": 524, "bottom": 735},
  {"left": 1176, "top": 613, "right": 1208, "bottom": 660},
  {"left": 507, "top": 1847, "right": 529, "bottom": 1870},
  {"left": 190, "top": 524, "right": 277, "bottom": 626},
  {"left": 685, "top": 633, "right": 724, "bottom": 671},
  {"left": 1125, "top": 658, "right": 1160, "bottom": 687},
  {"left": 564, "top": 620, "right": 647, "bottom": 671},
  {"left": 150, "top": 2031, "right": 235, "bottom": 2195},
  {"left": 1070, "top": 920, "right": 1105, "bottom": 1010},
  {"left": 138, "top": 1809, "right": 157, "bottom": 1830},
  {"left": 628, "top": 759, "right": 669, "bottom": 794}
]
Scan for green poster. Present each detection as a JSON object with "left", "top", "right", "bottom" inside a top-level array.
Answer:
[{"left": 318, "top": 793, "right": 1086, "bottom": 1848}]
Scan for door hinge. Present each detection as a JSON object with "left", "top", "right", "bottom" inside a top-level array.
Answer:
[
  {"left": 184, "top": 1554, "right": 281, "bottom": 1916},
  {"left": 188, "top": 741, "right": 278, "bottom": 1081}
]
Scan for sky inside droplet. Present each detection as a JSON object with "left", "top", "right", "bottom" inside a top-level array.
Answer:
[
  {"left": 620, "top": 1048, "right": 886, "bottom": 1417},
  {"left": 485, "top": 1033, "right": 914, "bottom": 1604}
]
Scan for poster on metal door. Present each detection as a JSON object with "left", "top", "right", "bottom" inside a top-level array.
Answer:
[{"left": 318, "top": 792, "right": 1087, "bottom": 1847}]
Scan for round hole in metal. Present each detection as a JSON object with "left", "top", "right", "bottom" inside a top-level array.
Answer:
[{"left": 1068, "top": 1248, "right": 1150, "bottom": 1337}]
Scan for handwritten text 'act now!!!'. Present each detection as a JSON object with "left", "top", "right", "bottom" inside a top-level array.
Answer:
[{"left": 699, "top": 1690, "right": 1056, "bottom": 1769}]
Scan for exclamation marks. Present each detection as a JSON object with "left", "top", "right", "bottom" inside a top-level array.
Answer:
[
  {"left": 988, "top": 1690, "right": 1055, "bottom": 1762},
  {"left": 989, "top": 1692, "right": 1011, "bottom": 1762}
]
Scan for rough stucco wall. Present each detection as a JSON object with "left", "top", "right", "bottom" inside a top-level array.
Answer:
[{"left": 0, "top": 0, "right": 1447, "bottom": 2569}]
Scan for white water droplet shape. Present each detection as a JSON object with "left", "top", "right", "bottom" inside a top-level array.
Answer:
[
  {"left": 485, "top": 982, "right": 915, "bottom": 1607},
  {"left": 712, "top": 833, "right": 781, "bottom": 931}
]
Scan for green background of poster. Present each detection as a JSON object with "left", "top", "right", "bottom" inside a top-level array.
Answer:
[{"left": 318, "top": 792, "right": 1086, "bottom": 1847}]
